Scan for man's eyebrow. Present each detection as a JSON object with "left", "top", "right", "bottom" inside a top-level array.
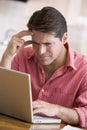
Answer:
[
  {"left": 32, "top": 41, "right": 39, "bottom": 44},
  {"left": 32, "top": 41, "right": 46, "bottom": 45}
]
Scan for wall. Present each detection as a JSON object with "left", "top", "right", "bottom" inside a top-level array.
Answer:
[{"left": 0, "top": 0, "right": 87, "bottom": 59}]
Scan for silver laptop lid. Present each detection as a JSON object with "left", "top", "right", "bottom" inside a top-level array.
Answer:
[{"left": 0, "top": 67, "right": 33, "bottom": 122}]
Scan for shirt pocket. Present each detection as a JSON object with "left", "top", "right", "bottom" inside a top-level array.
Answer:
[{"left": 49, "top": 87, "right": 75, "bottom": 107}]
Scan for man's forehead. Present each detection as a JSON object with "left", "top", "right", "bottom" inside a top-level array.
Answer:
[{"left": 32, "top": 30, "right": 56, "bottom": 37}]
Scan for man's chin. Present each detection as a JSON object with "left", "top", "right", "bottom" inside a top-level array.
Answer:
[
  {"left": 39, "top": 61, "right": 52, "bottom": 66},
  {"left": 37, "top": 57, "right": 53, "bottom": 65}
]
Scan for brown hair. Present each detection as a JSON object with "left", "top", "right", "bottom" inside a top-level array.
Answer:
[{"left": 27, "top": 6, "right": 67, "bottom": 40}]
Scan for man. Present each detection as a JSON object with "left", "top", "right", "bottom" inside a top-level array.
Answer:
[{"left": 0, "top": 6, "right": 87, "bottom": 128}]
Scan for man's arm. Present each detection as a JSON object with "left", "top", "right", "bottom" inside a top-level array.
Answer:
[
  {"left": 0, "top": 30, "right": 33, "bottom": 68},
  {"left": 33, "top": 100, "right": 79, "bottom": 125},
  {"left": 0, "top": 51, "right": 13, "bottom": 68}
]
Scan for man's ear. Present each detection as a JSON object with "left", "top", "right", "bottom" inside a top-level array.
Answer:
[{"left": 62, "top": 32, "right": 68, "bottom": 45}]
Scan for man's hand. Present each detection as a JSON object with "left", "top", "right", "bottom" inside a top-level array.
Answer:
[
  {"left": 32, "top": 100, "right": 80, "bottom": 125},
  {"left": 0, "top": 30, "right": 33, "bottom": 68},
  {"left": 5, "top": 30, "right": 33, "bottom": 56},
  {"left": 33, "top": 100, "right": 58, "bottom": 117}
]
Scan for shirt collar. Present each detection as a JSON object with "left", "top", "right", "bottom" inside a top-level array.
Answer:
[
  {"left": 27, "top": 44, "right": 77, "bottom": 70},
  {"left": 65, "top": 43, "right": 76, "bottom": 70}
]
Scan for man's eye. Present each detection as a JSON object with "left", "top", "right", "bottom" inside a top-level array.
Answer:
[{"left": 32, "top": 42, "right": 52, "bottom": 46}]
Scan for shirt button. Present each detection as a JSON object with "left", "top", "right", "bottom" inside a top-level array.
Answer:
[{"left": 41, "top": 89, "right": 44, "bottom": 92}]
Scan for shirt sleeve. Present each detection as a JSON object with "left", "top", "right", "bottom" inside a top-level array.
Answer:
[
  {"left": 73, "top": 72, "right": 87, "bottom": 128},
  {"left": 11, "top": 55, "right": 19, "bottom": 70},
  {"left": 11, "top": 47, "right": 34, "bottom": 71}
]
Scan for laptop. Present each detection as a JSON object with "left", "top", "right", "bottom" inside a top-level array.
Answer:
[{"left": 0, "top": 67, "right": 61, "bottom": 123}]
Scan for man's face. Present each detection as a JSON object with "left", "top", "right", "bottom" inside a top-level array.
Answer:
[{"left": 32, "top": 30, "right": 66, "bottom": 66}]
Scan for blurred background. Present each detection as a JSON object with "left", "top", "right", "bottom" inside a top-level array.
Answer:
[{"left": 0, "top": 0, "right": 87, "bottom": 59}]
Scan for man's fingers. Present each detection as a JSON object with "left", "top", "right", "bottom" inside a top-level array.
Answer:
[
  {"left": 23, "top": 40, "right": 33, "bottom": 47},
  {"left": 13, "top": 30, "right": 33, "bottom": 38},
  {"left": 32, "top": 100, "right": 44, "bottom": 109},
  {"left": 33, "top": 108, "right": 43, "bottom": 115}
]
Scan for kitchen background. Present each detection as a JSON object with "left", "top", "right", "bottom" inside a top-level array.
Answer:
[{"left": 0, "top": 0, "right": 87, "bottom": 59}]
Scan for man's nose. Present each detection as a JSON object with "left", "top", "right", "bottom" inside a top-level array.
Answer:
[{"left": 38, "top": 44, "right": 46, "bottom": 55}]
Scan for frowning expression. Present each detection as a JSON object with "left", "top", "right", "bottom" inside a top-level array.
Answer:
[{"left": 32, "top": 30, "right": 66, "bottom": 66}]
